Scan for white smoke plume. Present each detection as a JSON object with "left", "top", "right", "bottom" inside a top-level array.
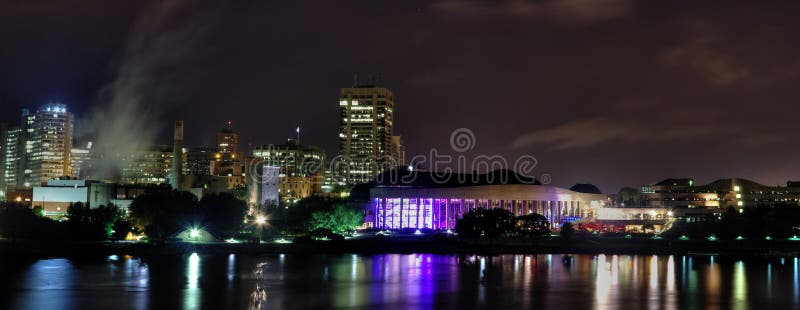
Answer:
[{"left": 78, "top": 0, "right": 220, "bottom": 180}]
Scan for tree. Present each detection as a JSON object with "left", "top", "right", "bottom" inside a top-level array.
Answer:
[
  {"left": 307, "top": 204, "right": 363, "bottom": 235},
  {"left": 513, "top": 213, "right": 550, "bottom": 237},
  {"left": 560, "top": 222, "right": 575, "bottom": 240},
  {"left": 111, "top": 219, "right": 133, "bottom": 242},
  {"left": 129, "top": 185, "right": 199, "bottom": 240},
  {"left": 455, "top": 208, "right": 515, "bottom": 239},
  {"left": 230, "top": 185, "right": 248, "bottom": 202},
  {"left": 198, "top": 193, "right": 248, "bottom": 238}
]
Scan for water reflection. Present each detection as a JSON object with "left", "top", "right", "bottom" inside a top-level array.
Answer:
[{"left": 4, "top": 254, "right": 800, "bottom": 309}]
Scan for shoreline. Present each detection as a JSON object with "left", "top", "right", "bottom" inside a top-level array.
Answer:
[{"left": 3, "top": 237, "right": 800, "bottom": 259}]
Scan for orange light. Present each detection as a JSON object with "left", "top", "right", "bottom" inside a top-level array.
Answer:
[{"left": 15, "top": 196, "right": 22, "bottom": 202}]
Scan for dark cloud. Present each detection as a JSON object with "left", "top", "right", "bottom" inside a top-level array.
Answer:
[{"left": 435, "top": 0, "right": 632, "bottom": 24}]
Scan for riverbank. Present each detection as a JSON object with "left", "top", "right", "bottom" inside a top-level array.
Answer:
[{"left": 3, "top": 236, "right": 800, "bottom": 258}]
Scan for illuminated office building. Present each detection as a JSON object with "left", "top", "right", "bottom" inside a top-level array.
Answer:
[
  {"left": 252, "top": 140, "right": 325, "bottom": 201},
  {"left": 24, "top": 103, "right": 75, "bottom": 186},
  {"left": 338, "top": 84, "right": 396, "bottom": 184}
]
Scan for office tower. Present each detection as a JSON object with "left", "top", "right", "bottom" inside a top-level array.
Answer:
[
  {"left": 121, "top": 145, "right": 175, "bottom": 185},
  {"left": 252, "top": 140, "right": 325, "bottom": 201},
  {"left": 186, "top": 147, "right": 215, "bottom": 176},
  {"left": 25, "top": 103, "right": 74, "bottom": 186},
  {"left": 70, "top": 142, "right": 92, "bottom": 179},
  {"left": 338, "top": 84, "right": 396, "bottom": 184}
]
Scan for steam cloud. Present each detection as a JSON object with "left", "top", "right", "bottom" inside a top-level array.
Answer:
[{"left": 78, "top": 0, "right": 218, "bottom": 180}]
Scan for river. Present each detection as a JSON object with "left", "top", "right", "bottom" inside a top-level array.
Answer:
[{"left": 0, "top": 253, "right": 796, "bottom": 309}]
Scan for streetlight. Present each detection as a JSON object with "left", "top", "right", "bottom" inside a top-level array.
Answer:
[{"left": 255, "top": 215, "right": 267, "bottom": 242}]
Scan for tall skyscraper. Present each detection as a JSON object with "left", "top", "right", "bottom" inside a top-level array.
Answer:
[
  {"left": 338, "top": 84, "right": 396, "bottom": 184},
  {"left": 25, "top": 103, "right": 74, "bottom": 186}
]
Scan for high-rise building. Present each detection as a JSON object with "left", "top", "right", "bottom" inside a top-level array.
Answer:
[
  {"left": 338, "top": 85, "right": 396, "bottom": 184},
  {"left": 252, "top": 140, "right": 325, "bottom": 201},
  {"left": 25, "top": 103, "right": 74, "bottom": 186},
  {"left": 70, "top": 142, "right": 92, "bottom": 179}
]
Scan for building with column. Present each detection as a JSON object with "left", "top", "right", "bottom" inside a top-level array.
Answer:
[
  {"left": 364, "top": 169, "right": 611, "bottom": 230},
  {"left": 338, "top": 84, "right": 396, "bottom": 184}
]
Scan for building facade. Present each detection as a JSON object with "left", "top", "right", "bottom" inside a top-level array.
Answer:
[
  {"left": 32, "top": 179, "right": 115, "bottom": 218},
  {"left": 338, "top": 85, "right": 396, "bottom": 184},
  {"left": 25, "top": 103, "right": 74, "bottom": 186},
  {"left": 644, "top": 178, "right": 800, "bottom": 215},
  {"left": 121, "top": 145, "right": 175, "bottom": 185},
  {"left": 1, "top": 126, "right": 23, "bottom": 191},
  {"left": 363, "top": 169, "right": 611, "bottom": 230},
  {"left": 252, "top": 140, "right": 325, "bottom": 201}
]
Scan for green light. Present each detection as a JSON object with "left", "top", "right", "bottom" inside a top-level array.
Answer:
[
  {"left": 707, "top": 235, "right": 717, "bottom": 241},
  {"left": 765, "top": 236, "right": 773, "bottom": 241},
  {"left": 789, "top": 236, "right": 800, "bottom": 241},
  {"left": 625, "top": 234, "right": 632, "bottom": 239},
  {"left": 679, "top": 235, "right": 690, "bottom": 241},
  {"left": 190, "top": 229, "right": 200, "bottom": 238},
  {"left": 736, "top": 236, "right": 745, "bottom": 240},
  {"left": 652, "top": 235, "right": 662, "bottom": 240}
]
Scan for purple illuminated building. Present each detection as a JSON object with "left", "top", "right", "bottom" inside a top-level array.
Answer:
[{"left": 359, "top": 169, "right": 611, "bottom": 230}]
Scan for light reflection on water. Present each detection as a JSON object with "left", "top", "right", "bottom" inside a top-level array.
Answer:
[{"left": 3, "top": 254, "right": 800, "bottom": 309}]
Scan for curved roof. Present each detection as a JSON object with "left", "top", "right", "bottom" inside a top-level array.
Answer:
[{"left": 570, "top": 183, "right": 603, "bottom": 194}]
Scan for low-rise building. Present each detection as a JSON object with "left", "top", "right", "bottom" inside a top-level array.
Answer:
[{"left": 31, "top": 179, "right": 115, "bottom": 218}]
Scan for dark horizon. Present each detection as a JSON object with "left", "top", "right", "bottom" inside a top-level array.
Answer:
[{"left": 3, "top": 0, "right": 800, "bottom": 192}]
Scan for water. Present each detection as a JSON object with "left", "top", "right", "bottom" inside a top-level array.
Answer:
[{"left": 0, "top": 253, "right": 797, "bottom": 309}]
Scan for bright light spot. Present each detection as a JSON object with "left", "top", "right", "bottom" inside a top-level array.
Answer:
[
  {"left": 414, "top": 229, "right": 423, "bottom": 235},
  {"left": 190, "top": 229, "right": 200, "bottom": 238},
  {"left": 255, "top": 215, "right": 266, "bottom": 225},
  {"left": 679, "top": 235, "right": 689, "bottom": 241},
  {"left": 734, "top": 186, "right": 741, "bottom": 192},
  {"left": 667, "top": 211, "right": 673, "bottom": 217},
  {"left": 225, "top": 238, "right": 239, "bottom": 243},
  {"left": 736, "top": 236, "right": 745, "bottom": 240},
  {"left": 707, "top": 235, "right": 717, "bottom": 241},
  {"left": 107, "top": 255, "right": 119, "bottom": 261},
  {"left": 766, "top": 236, "right": 773, "bottom": 241},
  {"left": 739, "top": 208, "right": 744, "bottom": 214},
  {"left": 274, "top": 238, "right": 292, "bottom": 244},
  {"left": 789, "top": 236, "right": 800, "bottom": 241},
  {"left": 408, "top": 165, "right": 413, "bottom": 172},
  {"left": 737, "top": 201, "right": 743, "bottom": 206}
]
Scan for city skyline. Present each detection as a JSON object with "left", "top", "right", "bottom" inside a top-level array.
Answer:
[{"left": 3, "top": 1, "right": 800, "bottom": 192}]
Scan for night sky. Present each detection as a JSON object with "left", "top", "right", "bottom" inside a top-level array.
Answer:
[{"left": 2, "top": 0, "right": 800, "bottom": 192}]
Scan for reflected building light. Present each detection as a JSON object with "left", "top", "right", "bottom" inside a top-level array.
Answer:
[
  {"left": 227, "top": 254, "right": 236, "bottom": 282},
  {"left": 185, "top": 253, "right": 201, "bottom": 310},
  {"left": 733, "top": 261, "right": 747, "bottom": 310},
  {"left": 595, "top": 254, "right": 610, "bottom": 307}
]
